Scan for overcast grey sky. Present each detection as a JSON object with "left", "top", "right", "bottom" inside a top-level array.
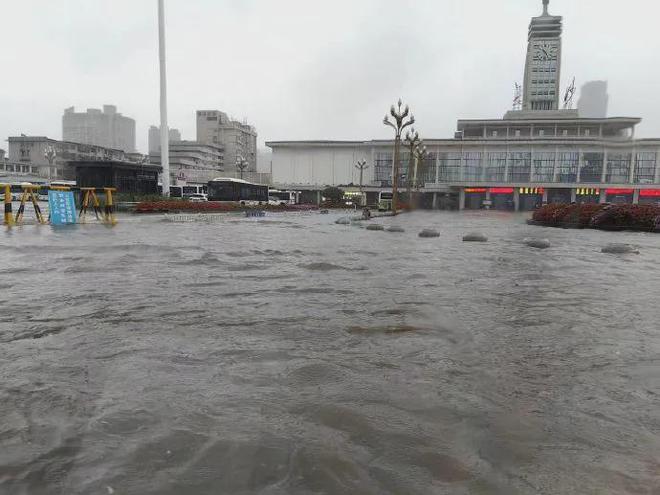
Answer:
[{"left": 2, "top": 0, "right": 659, "bottom": 158}]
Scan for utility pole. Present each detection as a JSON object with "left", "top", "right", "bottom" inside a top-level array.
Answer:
[
  {"left": 355, "top": 159, "right": 369, "bottom": 206},
  {"left": 158, "top": 0, "right": 170, "bottom": 196}
]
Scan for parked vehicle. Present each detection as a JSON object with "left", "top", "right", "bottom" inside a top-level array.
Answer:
[
  {"left": 207, "top": 178, "right": 268, "bottom": 204},
  {"left": 188, "top": 193, "right": 208, "bottom": 202}
]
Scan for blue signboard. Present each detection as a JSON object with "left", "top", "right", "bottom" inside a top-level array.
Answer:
[{"left": 48, "top": 190, "right": 78, "bottom": 225}]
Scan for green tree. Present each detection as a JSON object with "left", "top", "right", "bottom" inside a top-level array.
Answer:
[{"left": 322, "top": 186, "right": 344, "bottom": 205}]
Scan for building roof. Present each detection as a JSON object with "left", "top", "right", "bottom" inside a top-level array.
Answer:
[{"left": 70, "top": 160, "right": 161, "bottom": 172}]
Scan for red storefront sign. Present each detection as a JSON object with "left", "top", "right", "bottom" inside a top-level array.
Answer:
[
  {"left": 640, "top": 189, "right": 660, "bottom": 197},
  {"left": 605, "top": 188, "right": 634, "bottom": 195},
  {"left": 490, "top": 187, "right": 514, "bottom": 194},
  {"left": 464, "top": 188, "right": 487, "bottom": 193}
]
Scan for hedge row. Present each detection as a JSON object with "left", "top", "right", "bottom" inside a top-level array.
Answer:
[
  {"left": 134, "top": 201, "right": 318, "bottom": 213},
  {"left": 532, "top": 203, "right": 660, "bottom": 231}
]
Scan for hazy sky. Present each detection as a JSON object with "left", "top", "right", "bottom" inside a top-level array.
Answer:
[{"left": 2, "top": 0, "right": 660, "bottom": 159}]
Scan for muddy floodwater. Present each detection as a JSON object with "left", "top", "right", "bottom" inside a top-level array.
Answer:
[{"left": 1, "top": 211, "right": 659, "bottom": 494}]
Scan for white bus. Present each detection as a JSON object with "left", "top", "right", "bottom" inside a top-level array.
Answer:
[
  {"left": 378, "top": 192, "right": 393, "bottom": 211},
  {"left": 268, "top": 189, "right": 299, "bottom": 205}
]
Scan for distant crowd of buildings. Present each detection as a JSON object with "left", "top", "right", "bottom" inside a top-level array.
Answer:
[{"left": 1, "top": 105, "right": 262, "bottom": 190}]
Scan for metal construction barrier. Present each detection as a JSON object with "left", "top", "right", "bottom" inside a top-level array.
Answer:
[
  {"left": 1, "top": 184, "right": 118, "bottom": 226},
  {"left": 79, "top": 188, "right": 117, "bottom": 225}
]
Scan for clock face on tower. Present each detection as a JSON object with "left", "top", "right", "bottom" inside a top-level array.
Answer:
[{"left": 533, "top": 41, "right": 558, "bottom": 61}]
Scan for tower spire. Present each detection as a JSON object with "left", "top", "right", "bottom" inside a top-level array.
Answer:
[{"left": 543, "top": 0, "right": 549, "bottom": 16}]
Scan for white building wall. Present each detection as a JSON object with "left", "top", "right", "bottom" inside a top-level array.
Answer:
[{"left": 271, "top": 145, "right": 372, "bottom": 186}]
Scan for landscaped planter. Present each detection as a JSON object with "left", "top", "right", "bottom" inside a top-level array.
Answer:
[
  {"left": 530, "top": 204, "right": 660, "bottom": 232},
  {"left": 134, "top": 201, "right": 319, "bottom": 214}
]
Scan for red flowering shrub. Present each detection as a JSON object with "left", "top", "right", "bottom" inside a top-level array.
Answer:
[
  {"left": 533, "top": 203, "right": 660, "bottom": 232},
  {"left": 134, "top": 201, "right": 318, "bottom": 213}
]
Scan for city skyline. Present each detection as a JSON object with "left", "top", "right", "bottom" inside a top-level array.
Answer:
[{"left": 2, "top": 0, "right": 660, "bottom": 158}]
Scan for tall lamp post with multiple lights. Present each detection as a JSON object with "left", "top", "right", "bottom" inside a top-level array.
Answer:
[
  {"left": 44, "top": 145, "right": 57, "bottom": 181},
  {"left": 355, "top": 159, "right": 369, "bottom": 205},
  {"left": 383, "top": 99, "right": 415, "bottom": 215},
  {"left": 404, "top": 128, "right": 420, "bottom": 208},
  {"left": 413, "top": 145, "right": 428, "bottom": 208},
  {"left": 236, "top": 156, "right": 249, "bottom": 180}
]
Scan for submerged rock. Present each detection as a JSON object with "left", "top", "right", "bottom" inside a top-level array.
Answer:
[
  {"left": 387, "top": 226, "right": 405, "bottom": 233},
  {"left": 419, "top": 229, "right": 440, "bottom": 238},
  {"left": 463, "top": 232, "right": 488, "bottom": 242},
  {"left": 602, "top": 243, "right": 640, "bottom": 255},
  {"left": 366, "top": 224, "right": 385, "bottom": 231},
  {"left": 524, "top": 238, "right": 551, "bottom": 249},
  {"left": 335, "top": 217, "right": 351, "bottom": 225}
]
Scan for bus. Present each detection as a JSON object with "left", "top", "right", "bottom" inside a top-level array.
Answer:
[
  {"left": 207, "top": 178, "right": 269, "bottom": 204},
  {"left": 268, "top": 189, "right": 299, "bottom": 205},
  {"left": 182, "top": 184, "right": 207, "bottom": 198},
  {"left": 378, "top": 192, "right": 393, "bottom": 211}
]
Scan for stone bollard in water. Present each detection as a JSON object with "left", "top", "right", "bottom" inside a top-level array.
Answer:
[
  {"left": 602, "top": 243, "right": 640, "bottom": 255},
  {"left": 463, "top": 232, "right": 488, "bottom": 242},
  {"left": 523, "top": 238, "right": 551, "bottom": 249},
  {"left": 419, "top": 229, "right": 440, "bottom": 238}
]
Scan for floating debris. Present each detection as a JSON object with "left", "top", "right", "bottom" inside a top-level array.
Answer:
[
  {"left": 602, "top": 243, "right": 640, "bottom": 255},
  {"left": 524, "top": 238, "right": 551, "bottom": 249},
  {"left": 419, "top": 229, "right": 440, "bottom": 238},
  {"left": 366, "top": 224, "right": 385, "bottom": 231},
  {"left": 463, "top": 232, "right": 488, "bottom": 242},
  {"left": 387, "top": 226, "right": 405, "bottom": 233}
]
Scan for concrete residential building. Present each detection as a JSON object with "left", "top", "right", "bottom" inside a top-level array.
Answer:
[
  {"left": 7, "top": 136, "right": 135, "bottom": 180},
  {"left": 578, "top": 81, "right": 609, "bottom": 118},
  {"left": 267, "top": 0, "right": 660, "bottom": 210},
  {"left": 149, "top": 141, "right": 224, "bottom": 186},
  {"left": 196, "top": 110, "right": 257, "bottom": 172},
  {"left": 63, "top": 105, "right": 136, "bottom": 152},
  {"left": 148, "top": 126, "right": 182, "bottom": 154}
]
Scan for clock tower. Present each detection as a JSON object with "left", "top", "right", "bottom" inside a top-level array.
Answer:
[{"left": 522, "top": 0, "right": 563, "bottom": 111}]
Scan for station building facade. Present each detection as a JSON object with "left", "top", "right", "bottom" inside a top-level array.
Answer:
[{"left": 266, "top": 1, "right": 660, "bottom": 210}]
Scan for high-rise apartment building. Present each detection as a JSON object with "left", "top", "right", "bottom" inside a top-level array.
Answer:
[
  {"left": 578, "top": 81, "right": 609, "bottom": 118},
  {"left": 196, "top": 110, "right": 257, "bottom": 172},
  {"left": 148, "top": 126, "right": 182, "bottom": 154},
  {"left": 62, "top": 105, "right": 136, "bottom": 152}
]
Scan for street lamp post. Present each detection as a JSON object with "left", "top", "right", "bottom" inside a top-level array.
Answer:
[
  {"left": 44, "top": 145, "right": 57, "bottom": 181},
  {"left": 383, "top": 99, "right": 415, "bottom": 215},
  {"left": 413, "top": 145, "right": 428, "bottom": 208},
  {"left": 355, "top": 159, "right": 369, "bottom": 205},
  {"left": 404, "top": 128, "right": 420, "bottom": 208},
  {"left": 236, "top": 156, "right": 248, "bottom": 180}
]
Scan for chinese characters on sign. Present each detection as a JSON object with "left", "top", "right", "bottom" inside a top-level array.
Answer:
[{"left": 48, "top": 190, "right": 78, "bottom": 225}]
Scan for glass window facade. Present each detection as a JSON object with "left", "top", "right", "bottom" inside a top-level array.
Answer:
[
  {"left": 464, "top": 153, "right": 482, "bottom": 181},
  {"left": 484, "top": 152, "right": 507, "bottom": 182},
  {"left": 557, "top": 152, "right": 579, "bottom": 183},
  {"left": 532, "top": 152, "right": 555, "bottom": 182},
  {"left": 634, "top": 152, "right": 656, "bottom": 183},
  {"left": 374, "top": 152, "right": 392, "bottom": 185},
  {"left": 420, "top": 153, "right": 437, "bottom": 184},
  {"left": 438, "top": 153, "right": 462, "bottom": 182},
  {"left": 509, "top": 152, "right": 531, "bottom": 182},
  {"left": 580, "top": 152, "right": 604, "bottom": 183},
  {"left": 606, "top": 153, "right": 631, "bottom": 183}
]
